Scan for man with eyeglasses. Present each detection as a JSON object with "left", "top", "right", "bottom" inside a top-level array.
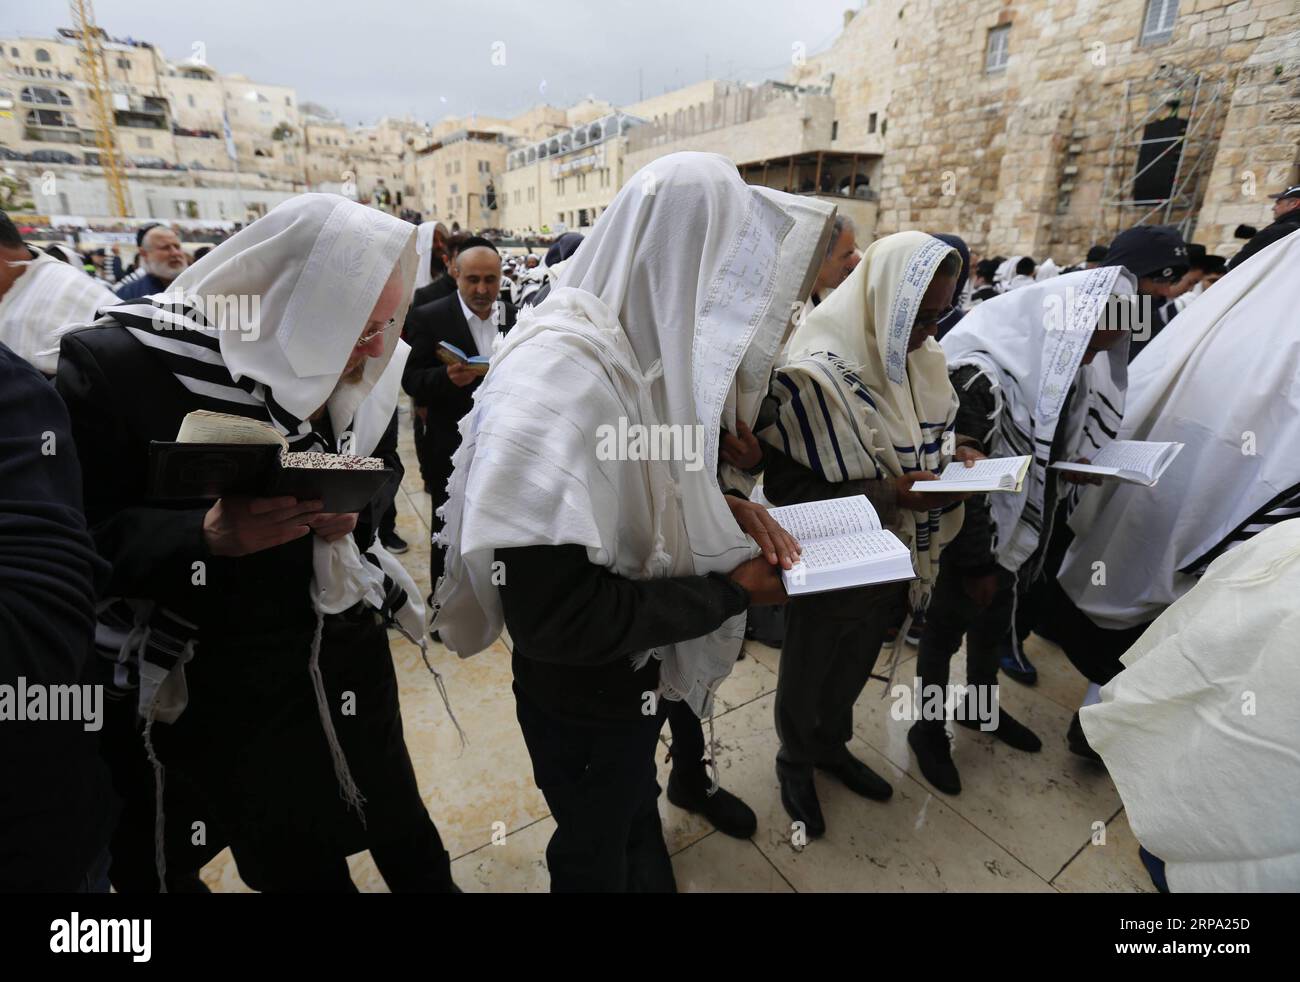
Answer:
[{"left": 1100, "top": 225, "right": 1189, "bottom": 363}]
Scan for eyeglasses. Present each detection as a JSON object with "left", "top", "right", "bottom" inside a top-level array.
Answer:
[
  {"left": 354, "top": 318, "right": 394, "bottom": 349},
  {"left": 913, "top": 305, "right": 955, "bottom": 329}
]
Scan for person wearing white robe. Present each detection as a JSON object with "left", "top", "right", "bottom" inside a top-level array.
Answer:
[
  {"left": 0, "top": 212, "right": 115, "bottom": 377},
  {"left": 433, "top": 152, "right": 833, "bottom": 891},
  {"left": 907, "top": 267, "right": 1131, "bottom": 794},
  {"left": 1045, "top": 232, "right": 1300, "bottom": 758},
  {"left": 1082, "top": 518, "right": 1300, "bottom": 892}
]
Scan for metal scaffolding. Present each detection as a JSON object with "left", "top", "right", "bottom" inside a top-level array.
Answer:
[{"left": 1095, "top": 63, "right": 1224, "bottom": 242}]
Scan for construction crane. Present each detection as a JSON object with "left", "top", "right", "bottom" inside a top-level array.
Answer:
[{"left": 69, "top": 0, "right": 129, "bottom": 217}]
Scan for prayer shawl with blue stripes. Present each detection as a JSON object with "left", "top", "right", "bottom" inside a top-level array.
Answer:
[
  {"left": 1060, "top": 232, "right": 1300, "bottom": 630},
  {"left": 940, "top": 266, "right": 1131, "bottom": 578},
  {"left": 762, "top": 231, "right": 963, "bottom": 609}
]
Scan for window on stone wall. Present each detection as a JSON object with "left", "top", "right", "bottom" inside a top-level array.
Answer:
[
  {"left": 1140, "top": 0, "right": 1179, "bottom": 46},
  {"left": 985, "top": 25, "right": 1010, "bottom": 73},
  {"left": 831, "top": 120, "right": 839, "bottom": 141},
  {"left": 868, "top": 112, "right": 877, "bottom": 134},
  {"left": 35, "top": 48, "right": 50, "bottom": 62}
]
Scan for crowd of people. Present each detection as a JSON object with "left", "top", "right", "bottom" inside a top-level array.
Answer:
[{"left": 1, "top": 158, "right": 1296, "bottom": 894}]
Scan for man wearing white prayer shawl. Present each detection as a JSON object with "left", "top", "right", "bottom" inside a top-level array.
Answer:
[
  {"left": 757, "top": 231, "right": 970, "bottom": 837},
  {"left": 908, "top": 267, "right": 1132, "bottom": 795},
  {"left": 433, "top": 152, "right": 832, "bottom": 891},
  {"left": 1081, "top": 518, "right": 1300, "bottom": 892},
  {"left": 0, "top": 210, "right": 116, "bottom": 377},
  {"left": 56, "top": 194, "right": 457, "bottom": 892},
  {"left": 1043, "top": 232, "right": 1300, "bottom": 762}
]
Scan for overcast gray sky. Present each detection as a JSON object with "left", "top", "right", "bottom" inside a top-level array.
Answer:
[{"left": 4, "top": 0, "right": 858, "bottom": 125}]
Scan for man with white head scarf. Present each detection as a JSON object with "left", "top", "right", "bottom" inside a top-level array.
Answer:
[
  {"left": 0, "top": 209, "right": 115, "bottom": 377},
  {"left": 56, "top": 194, "right": 457, "bottom": 892},
  {"left": 759, "top": 231, "right": 969, "bottom": 836},
  {"left": 1044, "top": 232, "right": 1300, "bottom": 758},
  {"left": 907, "top": 267, "right": 1132, "bottom": 795},
  {"left": 434, "top": 152, "right": 832, "bottom": 891}
]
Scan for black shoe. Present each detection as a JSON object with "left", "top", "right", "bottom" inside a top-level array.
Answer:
[
  {"left": 776, "top": 764, "right": 825, "bottom": 838},
  {"left": 815, "top": 748, "right": 893, "bottom": 801},
  {"left": 908, "top": 721, "right": 961, "bottom": 795},
  {"left": 956, "top": 707, "right": 1042, "bottom": 752},
  {"left": 380, "top": 530, "right": 409, "bottom": 554},
  {"left": 667, "top": 769, "right": 757, "bottom": 839},
  {"left": 1067, "top": 711, "right": 1103, "bottom": 762}
]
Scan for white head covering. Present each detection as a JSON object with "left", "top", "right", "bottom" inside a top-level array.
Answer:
[
  {"left": 1059, "top": 232, "right": 1300, "bottom": 629},
  {"left": 1081, "top": 518, "right": 1300, "bottom": 891},
  {"left": 1034, "top": 258, "right": 1060, "bottom": 280},
  {"left": 764, "top": 231, "right": 963, "bottom": 607},
  {"left": 994, "top": 255, "right": 1023, "bottom": 292},
  {"left": 0, "top": 249, "right": 114, "bottom": 374},
  {"left": 413, "top": 221, "right": 447, "bottom": 293},
  {"left": 434, "top": 151, "right": 834, "bottom": 717},
  {"left": 940, "top": 266, "right": 1132, "bottom": 574}
]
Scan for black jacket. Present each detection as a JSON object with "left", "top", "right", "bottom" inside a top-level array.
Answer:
[
  {"left": 1230, "top": 207, "right": 1300, "bottom": 270},
  {"left": 0, "top": 343, "right": 115, "bottom": 891},
  {"left": 400, "top": 292, "right": 515, "bottom": 499},
  {"left": 411, "top": 274, "right": 456, "bottom": 312}
]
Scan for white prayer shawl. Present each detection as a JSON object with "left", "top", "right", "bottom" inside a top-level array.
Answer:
[
  {"left": 1034, "top": 258, "right": 1060, "bottom": 281},
  {"left": 764, "top": 232, "right": 963, "bottom": 609},
  {"left": 994, "top": 256, "right": 1024, "bottom": 292},
  {"left": 940, "top": 267, "right": 1131, "bottom": 575},
  {"left": 109, "top": 195, "right": 425, "bottom": 638},
  {"left": 1081, "top": 519, "right": 1300, "bottom": 892},
  {"left": 1059, "top": 232, "right": 1300, "bottom": 629},
  {"left": 0, "top": 249, "right": 115, "bottom": 374},
  {"left": 434, "top": 151, "right": 833, "bottom": 717}
]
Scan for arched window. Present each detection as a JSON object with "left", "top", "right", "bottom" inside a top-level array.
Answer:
[
  {"left": 588, "top": 122, "right": 602, "bottom": 142},
  {"left": 34, "top": 48, "right": 51, "bottom": 63},
  {"left": 527, "top": 147, "right": 536, "bottom": 163}
]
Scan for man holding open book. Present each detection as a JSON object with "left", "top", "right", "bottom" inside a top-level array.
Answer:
[{"left": 55, "top": 195, "right": 457, "bottom": 892}]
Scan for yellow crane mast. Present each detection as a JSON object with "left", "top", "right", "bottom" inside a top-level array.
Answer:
[{"left": 69, "top": 0, "right": 129, "bottom": 217}]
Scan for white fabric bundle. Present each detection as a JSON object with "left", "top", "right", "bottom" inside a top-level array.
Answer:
[
  {"left": 1081, "top": 518, "right": 1300, "bottom": 892},
  {"left": 434, "top": 152, "right": 834, "bottom": 717},
  {"left": 940, "top": 267, "right": 1131, "bottom": 574},
  {"left": 0, "top": 249, "right": 115, "bottom": 374},
  {"left": 1059, "top": 233, "right": 1300, "bottom": 629}
]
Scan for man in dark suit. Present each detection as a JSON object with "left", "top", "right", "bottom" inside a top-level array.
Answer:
[
  {"left": 411, "top": 224, "right": 459, "bottom": 310},
  {"left": 402, "top": 236, "right": 516, "bottom": 606}
]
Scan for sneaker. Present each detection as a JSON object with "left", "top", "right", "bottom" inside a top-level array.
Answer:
[
  {"left": 907, "top": 721, "right": 961, "bottom": 795},
  {"left": 904, "top": 611, "right": 925, "bottom": 647},
  {"left": 998, "top": 636, "right": 1038, "bottom": 685},
  {"left": 380, "top": 530, "right": 409, "bottom": 555}
]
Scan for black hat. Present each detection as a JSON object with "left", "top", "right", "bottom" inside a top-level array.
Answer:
[
  {"left": 1267, "top": 185, "right": 1300, "bottom": 201},
  {"left": 1085, "top": 244, "right": 1109, "bottom": 263},
  {"left": 1105, "top": 224, "right": 1189, "bottom": 280},
  {"left": 1203, "top": 254, "right": 1227, "bottom": 275}
]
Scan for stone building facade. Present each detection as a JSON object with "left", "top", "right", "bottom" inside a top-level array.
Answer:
[{"left": 794, "top": 0, "right": 1300, "bottom": 261}]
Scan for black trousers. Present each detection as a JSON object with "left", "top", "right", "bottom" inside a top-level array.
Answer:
[
  {"left": 1038, "top": 574, "right": 1152, "bottom": 685},
  {"left": 106, "top": 615, "right": 455, "bottom": 892},
  {"left": 665, "top": 697, "right": 709, "bottom": 792},
  {"left": 514, "top": 683, "right": 676, "bottom": 893},
  {"left": 775, "top": 581, "right": 907, "bottom": 771},
  {"left": 917, "top": 563, "right": 1017, "bottom": 699}
]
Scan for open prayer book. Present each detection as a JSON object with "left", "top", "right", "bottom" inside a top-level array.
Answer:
[
  {"left": 767, "top": 495, "right": 916, "bottom": 596},
  {"left": 1050, "top": 440, "right": 1184, "bottom": 486},
  {"left": 437, "top": 341, "right": 491, "bottom": 376},
  {"left": 910, "top": 454, "right": 1032, "bottom": 493},
  {"left": 148, "top": 410, "right": 392, "bottom": 512}
]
